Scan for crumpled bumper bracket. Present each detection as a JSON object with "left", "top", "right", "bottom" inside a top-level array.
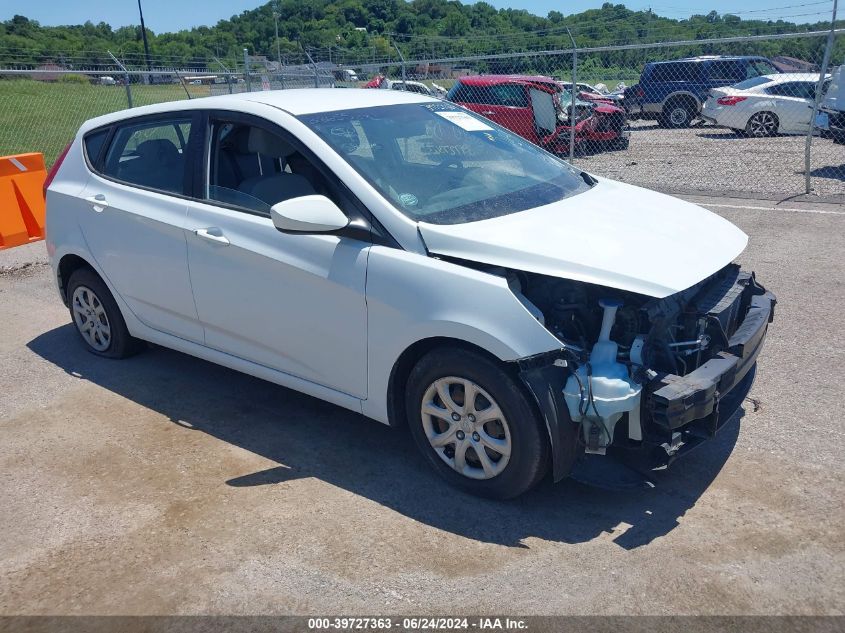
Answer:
[{"left": 645, "top": 288, "right": 776, "bottom": 433}]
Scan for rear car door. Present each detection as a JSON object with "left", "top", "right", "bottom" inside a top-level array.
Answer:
[
  {"left": 183, "top": 111, "right": 370, "bottom": 398},
  {"left": 78, "top": 113, "right": 203, "bottom": 342},
  {"left": 766, "top": 81, "right": 817, "bottom": 132}
]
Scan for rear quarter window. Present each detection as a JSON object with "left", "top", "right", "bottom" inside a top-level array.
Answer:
[{"left": 83, "top": 129, "right": 109, "bottom": 167}]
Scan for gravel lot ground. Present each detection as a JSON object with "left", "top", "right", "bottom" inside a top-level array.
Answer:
[
  {"left": 581, "top": 120, "right": 845, "bottom": 199},
  {"left": 0, "top": 194, "right": 843, "bottom": 616}
]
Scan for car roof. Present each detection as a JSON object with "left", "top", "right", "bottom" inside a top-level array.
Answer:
[
  {"left": 649, "top": 55, "right": 769, "bottom": 65},
  {"left": 458, "top": 74, "right": 558, "bottom": 87},
  {"left": 80, "top": 88, "right": 435, "bottom": 131},
  {"left": 761, "top": 72, "right": 824, "bottom": 82}
]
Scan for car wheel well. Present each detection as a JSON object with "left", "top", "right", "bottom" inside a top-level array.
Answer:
[
  {"left": 386, "top": 337, "right": 512, "bottom": 428},
  {"left": 58, "top": 254, "right": 95, "bottom": 304},
  {"left": 664, "top": 94, "right": 699, "bottom": 112}
]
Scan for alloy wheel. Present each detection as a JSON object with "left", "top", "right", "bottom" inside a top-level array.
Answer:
[
  {"left": 71, "top": 285, "right": 112, "bottom": 352},
  {"left": 420, "top": 376, "right": 512, "bottom": 480},
  {"left": 748, "top": 112, "right": 777, "bottom": 137}
]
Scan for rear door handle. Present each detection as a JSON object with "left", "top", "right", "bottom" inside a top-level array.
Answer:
[
  {"left": 480, "top": 110, "right": 497, "bottom": 116},
  {"left": 194, "top": 227, "right": 230, "bottom": 245},
  {"left": 85, "top": 194, "right": 109, "bottom": 212}
]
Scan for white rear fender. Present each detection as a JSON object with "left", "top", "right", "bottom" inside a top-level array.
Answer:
[{"left": 362, "top": 246, "right": 562, "bottom": 424}]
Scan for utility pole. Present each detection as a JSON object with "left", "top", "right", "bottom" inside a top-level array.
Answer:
[
  {"left": 393, "top": 40, "right": 406, "bottom": 86},
  {"left": 566, "top": 28, "right": 578, "bottom": 164},
  {"left": 137, "top": 0, "right": 152, "bottom": 82},
  {"left": 273, "top": 10, "right": 284, "bottom": 89},
  {"left": 273, "top": 11, "right": 282, "bottom": 65}
]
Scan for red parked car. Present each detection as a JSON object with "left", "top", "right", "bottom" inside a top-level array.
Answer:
[{"left": 447, "top": 75, "right": 629, "bottom": 153}]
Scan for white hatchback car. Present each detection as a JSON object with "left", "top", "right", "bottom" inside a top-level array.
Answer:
[
  {"left": 45, "top": 89, "right": 775, "bottom": 498},
  {"left": 702, "top": 73, "right": 830, "bottom": 136}
]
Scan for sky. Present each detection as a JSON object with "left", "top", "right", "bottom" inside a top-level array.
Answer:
[{"left": 0, "top": 0, "right": 838, "bottom": 33}]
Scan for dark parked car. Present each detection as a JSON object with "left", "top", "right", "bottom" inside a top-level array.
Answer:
[{"left": 625, "top": 56, "right": 780, "bottom": 128}]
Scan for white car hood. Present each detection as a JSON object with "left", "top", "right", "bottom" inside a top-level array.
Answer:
[{"left": 418, "top": 179, "right": 748, "bottom": 298}]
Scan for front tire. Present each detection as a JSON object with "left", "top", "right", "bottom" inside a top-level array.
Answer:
[
  {"left": 406, "top": 347, "right": 549, "bottom": 499},
  {"left": 67, "top": 268, "right": 142, "bottom": 359}
]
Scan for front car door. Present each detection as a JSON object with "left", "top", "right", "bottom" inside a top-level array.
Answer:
[
  {"left": 78, "top": 113, "right": 203, "bottom": 342},
  {"left": 183, "top": 111, "right": 370, "bottom": 398}
]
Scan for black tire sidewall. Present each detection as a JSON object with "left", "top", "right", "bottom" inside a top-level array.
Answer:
[
  {"left": 405, "top": 347, "right": 549, "bottom": 499},
  {"left": 66, "top": 268, "right": 139, "bottom": 359},
  {"left": 664, "top": 101, "right": 694, "bottom": 128}
]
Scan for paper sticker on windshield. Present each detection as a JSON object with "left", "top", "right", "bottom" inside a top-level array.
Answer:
[{"left": 435, "top": 111, "right": 493, "bottom": 132}]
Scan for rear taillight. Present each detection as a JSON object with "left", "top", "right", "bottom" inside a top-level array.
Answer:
[
  {"left": 635, "top": 86, "right": 644, "bottom": 98},
  {"left": 43, "top": 141, "right": 73, "bottom": 199},
  {"left": 717, "top": 96, "right": 747, "bottom": 106}
]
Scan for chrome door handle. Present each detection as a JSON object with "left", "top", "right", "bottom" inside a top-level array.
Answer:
[
  {"left": 194, "top": 227, "right": 230, "bottom": 245},
  {"left": 85, "top": 194, "right": 109, "bottom": 212},
  {"left": 480, "top": 110, "right": 496, "bottom": 115}
]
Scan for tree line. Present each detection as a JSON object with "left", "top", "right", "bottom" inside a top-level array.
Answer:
[{"left": 1, "top": 1, "right": 841, "bottom": 72}]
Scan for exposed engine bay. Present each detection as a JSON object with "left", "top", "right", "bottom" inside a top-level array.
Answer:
[{"left": 506, "top": 263, "right": 775, "bottom": 463}]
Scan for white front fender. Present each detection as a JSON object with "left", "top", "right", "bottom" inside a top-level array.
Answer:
[{"left": 362, "top": 246, "right": 562, "bottom": 424}]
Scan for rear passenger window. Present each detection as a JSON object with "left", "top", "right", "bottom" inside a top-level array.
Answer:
[
  {"left": 101, "top": 118, "right": 192, "bottom": 195},
  {"left": 748, "top": 60, "right": 778, "bottom": 78},
  {"left": 650, "top": 63, "right": 700, "bottom": 82},
  {"left": 707, "top": 61, "right": 743, "bottom": 83},
  {"left": 448, "top": 83, "right": 490, "bottom": 104},
  {"left": 767, "top": 82, "right": 816, "bottom": 99},
  {"left": 83, "top": 130, "right": 109, "bottom": 166}
]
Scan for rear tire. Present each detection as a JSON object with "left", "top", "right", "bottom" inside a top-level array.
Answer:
[
  {"left": 745, "top": 111, "right": 778, "bottom": 137},
  {"left": 67, "top": 268, "right": 143, "bottom": 359},
  {"left": 609, "top": 135, "right": 630, "bottom": 150},
  {"left": 660, "top": 99, "right": 697, "bottom": 128},
  {"left": 406, "top": 347, "right": 549, "bottom": 499}
]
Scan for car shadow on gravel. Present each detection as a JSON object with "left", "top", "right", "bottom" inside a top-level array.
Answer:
[
  {"left": 695, "top": 131, "right": 746, "bottom": 140},
  {"left": 29, "top": 324, "right": 743, "bottom": 551},
  {"left": 811, "top": 165, "right": 845, "bottom": 181}
]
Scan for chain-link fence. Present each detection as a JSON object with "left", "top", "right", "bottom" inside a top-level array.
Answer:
[{"left": 1, "top": 28, "right": 842, "bottom": 198}]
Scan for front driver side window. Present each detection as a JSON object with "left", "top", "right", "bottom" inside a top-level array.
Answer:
[{"left": 206, "top": 121, "right": 329, "bottom": 215}]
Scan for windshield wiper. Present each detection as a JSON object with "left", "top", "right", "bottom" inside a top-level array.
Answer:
[{"left": 580, "top": 171, "right": 598, "bottom": 187}]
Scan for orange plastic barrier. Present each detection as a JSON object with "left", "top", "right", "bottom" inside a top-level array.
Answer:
[{"left": 0, "top": 152, "right": 47, "bottom": 250}]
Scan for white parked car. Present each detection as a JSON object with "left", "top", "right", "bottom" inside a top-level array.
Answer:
[
  {"left": 44, "top": 89, "right": 775, "bottom": 498},
  {"left": 816, "top": 64, "right": 844, "bottom": 144},
  {"left": 366, "top": 75, "right": 446, "bottom": 98},
  {"left": 702, "top": 73, "right": 831, "bottom": 136}
]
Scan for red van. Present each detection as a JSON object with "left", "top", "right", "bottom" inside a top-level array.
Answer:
[{"left": 447, "top": 75, "right": 629, "bottom": 153}]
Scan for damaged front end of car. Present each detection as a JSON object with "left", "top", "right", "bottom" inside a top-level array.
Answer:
[{"left": 512, "top": 263, "right": 776, "bottom": 486}]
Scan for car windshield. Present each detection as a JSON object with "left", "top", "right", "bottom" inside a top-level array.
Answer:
[
  {"left": 299, "top": 102, "right": 591, "bottom": 225},
  {"left": 733, "top": 76, "right": 775, "bottom": 90}
]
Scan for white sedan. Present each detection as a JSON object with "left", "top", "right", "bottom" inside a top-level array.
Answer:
[
  {"left": 45, "top": 89, "right": 775, "bottom": 498},
  {"left": 702, "top": 73, "right": 830, "bottom": 136}
]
